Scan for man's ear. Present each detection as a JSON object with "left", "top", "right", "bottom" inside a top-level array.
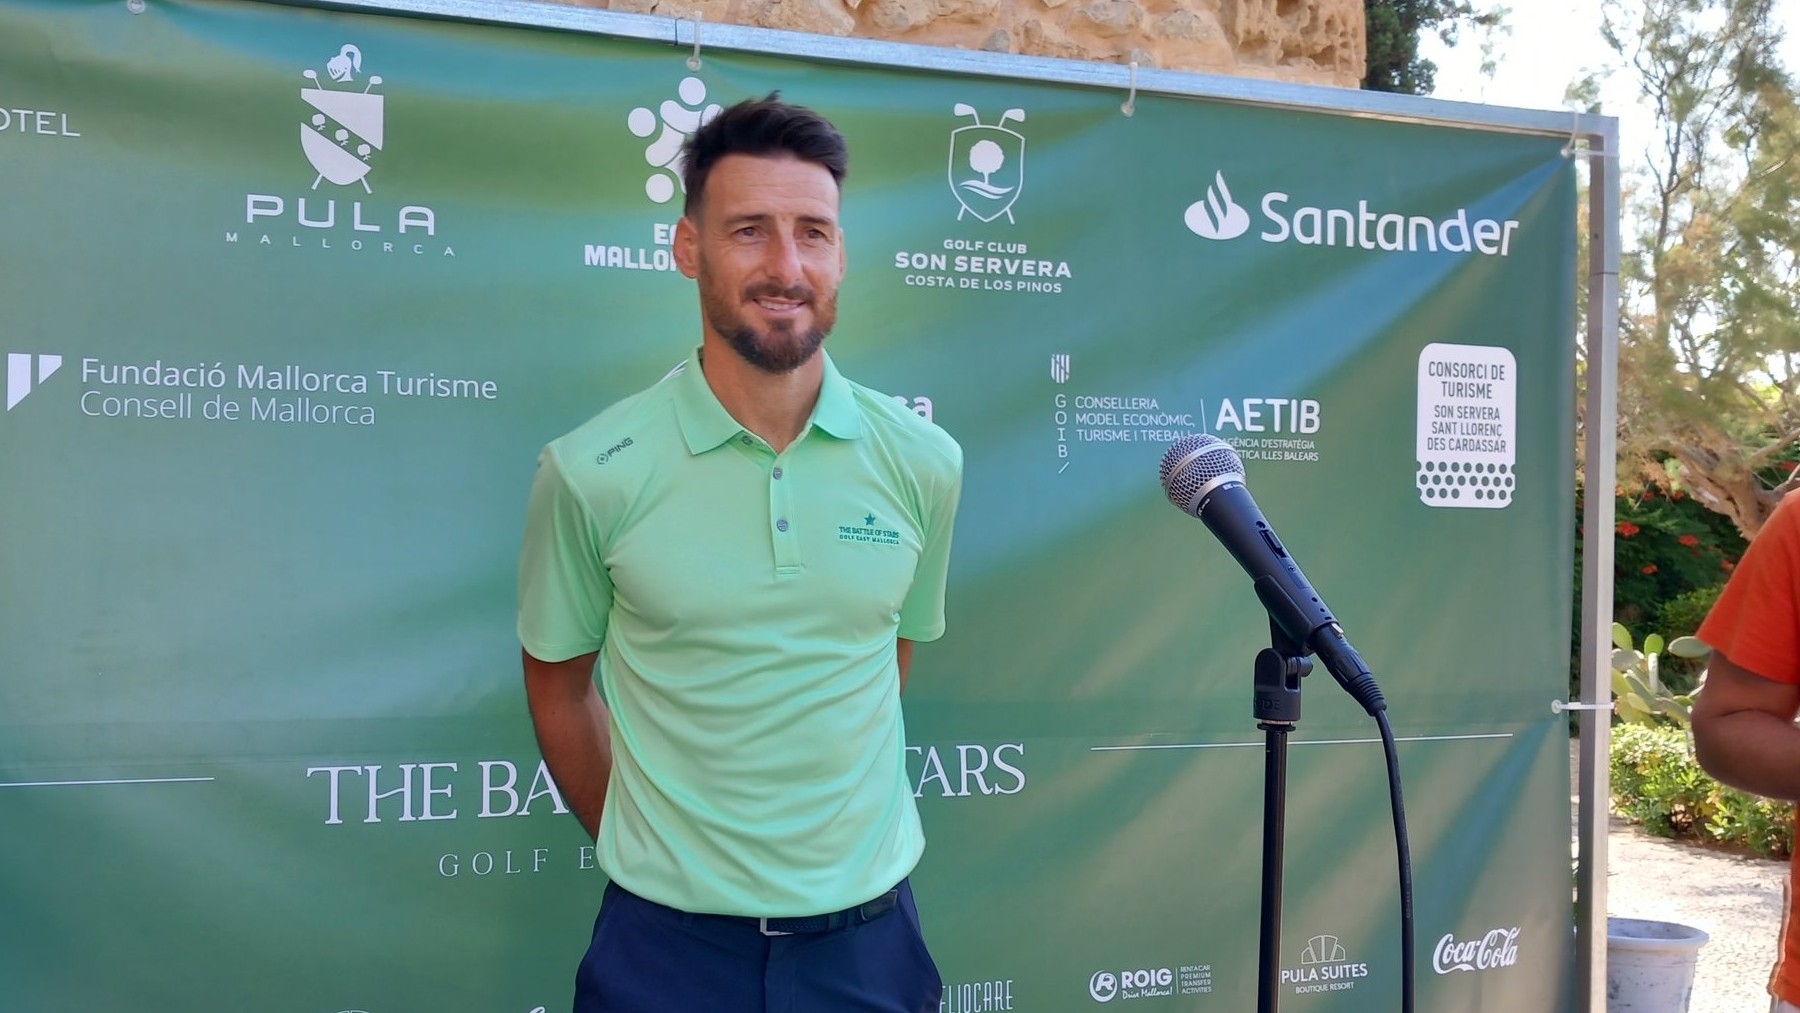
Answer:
[{"left": 673, "top": 213, "right": 700, "bottom": 279}]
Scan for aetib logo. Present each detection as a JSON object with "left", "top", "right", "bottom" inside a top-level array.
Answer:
[
  {"left": 1182, "top": 170, "right": 1523, "bottom": 257},
  {"left": 6, "top": 353, "right": 63, "bottom": 411}
]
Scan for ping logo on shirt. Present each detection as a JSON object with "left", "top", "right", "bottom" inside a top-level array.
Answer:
[
  {"left": 595, "top": 437, "right": 634, "bottom": 464},
  {"left": 838, "top": 513, "right": 901, "bottom": 545}
]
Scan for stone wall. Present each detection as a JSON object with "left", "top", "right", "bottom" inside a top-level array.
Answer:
[{"left": 561, "top": 0, "right": 1365, "bottom": 87}]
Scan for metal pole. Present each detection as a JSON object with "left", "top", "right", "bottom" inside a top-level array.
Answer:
[{"left": 1575, "top": 121, "right": 1621, "bottom": 1013}]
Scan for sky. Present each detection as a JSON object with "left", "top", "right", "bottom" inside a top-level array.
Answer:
[{"left": 1418, "top": 0, "right": 1800, "bottom": 162}]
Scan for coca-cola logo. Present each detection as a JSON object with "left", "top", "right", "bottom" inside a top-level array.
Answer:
[{"left": 1432, "top": 927, "right": 1521, "bottom": 974}]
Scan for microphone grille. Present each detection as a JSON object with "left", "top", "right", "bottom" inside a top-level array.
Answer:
[{"left": 1159, "top": 434, "right": 1244, "bottom": 515}]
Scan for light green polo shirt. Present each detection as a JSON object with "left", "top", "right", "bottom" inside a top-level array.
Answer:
[{"left": 517, "top": 348, "right": 962, "bottom": 917}]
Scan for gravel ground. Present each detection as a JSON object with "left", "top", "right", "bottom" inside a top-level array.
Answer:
[{"left": 1578, "top": 741, "right": 1790, "bottom": 1012}]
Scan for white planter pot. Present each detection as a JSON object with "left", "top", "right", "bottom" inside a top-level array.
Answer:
[{"left": 1607, "top": 917, "right": 1711, "bottom": 1013}]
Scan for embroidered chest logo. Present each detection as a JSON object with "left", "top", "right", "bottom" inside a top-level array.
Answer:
[
  {"left": 595, "top": 437, "right": 634, "bottom": 464},
  {"left": 838, "top": 513, "right": 901, "bottom": 545}
]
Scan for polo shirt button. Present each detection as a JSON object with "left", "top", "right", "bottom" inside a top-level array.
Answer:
[
  {"left": 740, "top": 435, "right": 753, "bottom": 446},
  {"left": 776, "top": 518, "right": 789, "bottom": 532},
  {"left": 772, "top": 467, "right": 784, "bottom": 479}
]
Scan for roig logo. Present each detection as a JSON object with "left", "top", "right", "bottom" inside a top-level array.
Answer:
[
  {"left": 230, "top": 45, "right": 452, "bottom": 256},
  {"left": 1088, "top": 966, "right": 1174, "bottom": 1003},
  {"left": 949, "top": 104, "right": 1025, "bottom": 224},
  {"left": 6, "top": 352, "right": 63, "bottom": 411}
]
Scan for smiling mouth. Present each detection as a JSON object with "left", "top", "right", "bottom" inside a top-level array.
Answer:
[{"left": 753, "top": 297, "right": 807, "bottom": 316}]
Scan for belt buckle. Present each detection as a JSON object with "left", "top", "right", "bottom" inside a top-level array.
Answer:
[{"left": 758, "top": 917, "right": 794, "bottom": 937}]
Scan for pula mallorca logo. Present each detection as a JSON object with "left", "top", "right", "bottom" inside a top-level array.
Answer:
[
  {"left": 301, "top": 44, "right": 384, "bottom": 193},
  {"left": 627, "top": 77, "right": 722, "bottom": 205},
  {"left": 948, "top": 104, "right": 1025, "bottom": 223}
]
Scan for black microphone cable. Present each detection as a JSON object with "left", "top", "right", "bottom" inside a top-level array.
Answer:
[{"left": 1160, "top": 434, "right": 1415, "bottom": 1013}]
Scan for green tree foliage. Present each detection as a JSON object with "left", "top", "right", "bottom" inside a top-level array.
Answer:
[
  {"left": 1363, "top": 0, "right": 1506, "bottom": 93},
  {"left": 1604, "top": 0, "right": 1800, "bottom": 539}
]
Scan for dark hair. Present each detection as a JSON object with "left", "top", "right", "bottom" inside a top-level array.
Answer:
[{"left": 680, "top": 93, "right": 848, "bottom": 215}]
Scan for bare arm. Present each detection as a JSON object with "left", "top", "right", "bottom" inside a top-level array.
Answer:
[
  {"left": 897, "top": 638, "right": 915, "bottom": 694},
  {"left": 1690, "top": 648, "right": 1800, "bottom": 801},
  {"left": 521, "top": 649, "right": 611, "bottom": 839}
]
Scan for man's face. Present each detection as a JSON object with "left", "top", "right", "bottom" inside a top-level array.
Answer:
[{"left": 676, "top": 153, "right": 845, "bottom": 374}]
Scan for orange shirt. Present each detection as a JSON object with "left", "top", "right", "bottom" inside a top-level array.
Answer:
[{"left": 1698, "top": 495, "right": 1800, "bottom": 1004}]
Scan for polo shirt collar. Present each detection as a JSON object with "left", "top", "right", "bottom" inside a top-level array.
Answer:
[{"left": 672, "top": 347, "right": 863, "bottom": 455}]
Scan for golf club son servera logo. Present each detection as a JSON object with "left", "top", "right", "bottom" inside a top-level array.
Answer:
[{"left": 948, "top": 104, "right": 1025, "bottom": 224}]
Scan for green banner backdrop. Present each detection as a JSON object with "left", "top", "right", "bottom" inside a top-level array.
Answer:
[{"left": 0, "top": 1, "right": 1577, "bottom": 1010}]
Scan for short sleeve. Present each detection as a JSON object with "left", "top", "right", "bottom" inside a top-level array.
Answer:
[
  {"left": 517, "top": 444, "right": 613, "bottom": 663},
  {"left": 1698, "top": 498, "right": 1800, "bottom": 684},
  {"left": 897, "top": 456, "right": 963, "bottom": 643}
]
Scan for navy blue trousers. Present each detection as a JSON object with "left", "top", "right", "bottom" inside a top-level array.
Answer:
[{"left": 573, "top": 880, "right": 942, "bottom": 1013}]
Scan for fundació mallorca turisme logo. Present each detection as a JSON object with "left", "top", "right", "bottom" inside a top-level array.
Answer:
[
  {"left": 6, "top": 352, "right": 63, "bottom": 411},
  {"left": 948, "top": 104, "right": 1026, "bottom": 224}
]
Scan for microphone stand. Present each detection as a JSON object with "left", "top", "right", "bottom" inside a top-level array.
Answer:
[{"left": 1255, "top": 618, "right": 1311, "bottom": 1013}]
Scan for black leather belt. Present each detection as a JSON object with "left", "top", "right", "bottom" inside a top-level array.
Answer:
[{"left": 753, "top": 888, "right": 901, "bottom": 937}]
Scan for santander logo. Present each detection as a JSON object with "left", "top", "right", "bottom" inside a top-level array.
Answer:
[{"left": 1183, "top": 171, "right": 1250, "bottom": 240}]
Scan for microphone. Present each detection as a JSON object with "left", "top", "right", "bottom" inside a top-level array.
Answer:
[{"left": 1159, "top": 434, "right": 1386, "bottom": 715}]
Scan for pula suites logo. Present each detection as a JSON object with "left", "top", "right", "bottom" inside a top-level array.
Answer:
[
  {"left": 627, "top": 77, "right": 722, "bottom": 205},
  {"left": 6, "top": 352, "right": 63, "bottom": 411},
  {"left": 949, "top": 104, "right": 1026, "bottom": 223},
  {"left": 301, "top": 44, "right": 384, "bottom": 193}
]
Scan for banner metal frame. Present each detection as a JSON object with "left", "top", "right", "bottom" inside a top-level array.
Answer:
[{"left": 254, "top": 1, "right": 1624, "bottom": 1007}]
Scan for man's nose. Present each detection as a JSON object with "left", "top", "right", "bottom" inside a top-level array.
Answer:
[{"left": 762, "top": 232, "right": 804, "bottom": 286}]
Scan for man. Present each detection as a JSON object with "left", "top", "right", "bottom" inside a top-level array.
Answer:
[
  {"left": 516, "top": 95, "right": 962, "bottom": 1013},
  {"left": 1691, "top": 496, "right": 1800, "bottom": 1013}
]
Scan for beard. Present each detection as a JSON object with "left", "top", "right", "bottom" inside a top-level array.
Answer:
[{"left": 699, "top": 270, "right": 838, "bottom": 376}]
